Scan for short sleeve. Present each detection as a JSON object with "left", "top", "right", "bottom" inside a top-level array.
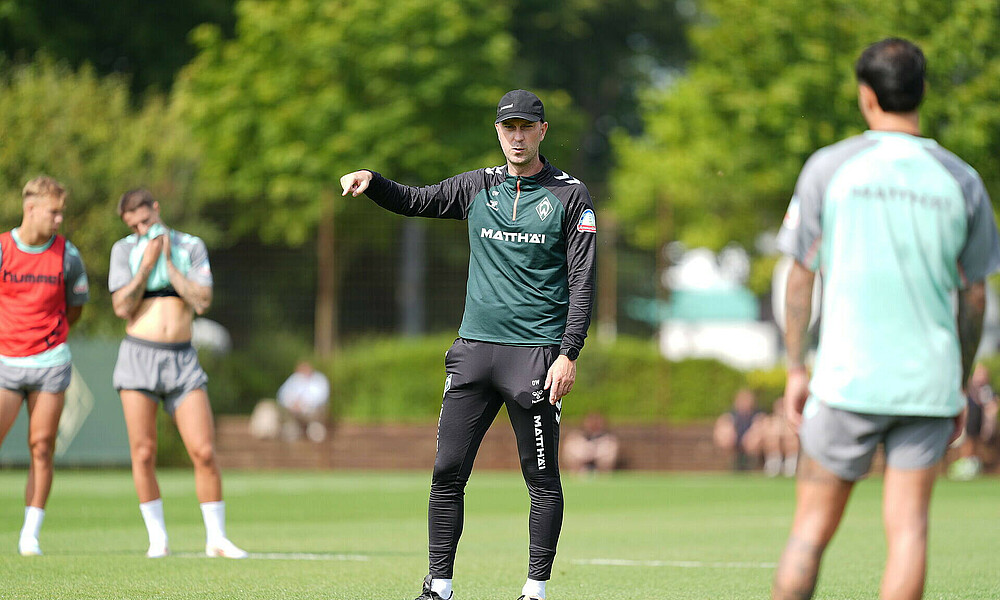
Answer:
[
  {"left": 186, "top": 237, "right": 213, "bottom": 287},
  {"left": 63, "top": 240, "right": 90, "bottom": 306},
  {"left": 775, "top": 154, "right": 826, "bottom": 271},
  {"left": 957, "top": 176, "right": 1000, "bottom": 284},
  {"left": 108, "top": 239, "right": 134, "bottom": 293}
]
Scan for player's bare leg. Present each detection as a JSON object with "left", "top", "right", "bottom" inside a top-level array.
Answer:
[
  {"left": 0, "top": 389, "right": 23, "bottom": 449},
  {"left": 174, "top": 389, "right": 221, "bottom": 502},
  {"left": 174, "top": 389, "right": 246, "bottom": 558},
  {"left": 24, "top": 391, "right": 64, "bottom": 508},
  {"left": 16, "top": 391, "right": 64, "bottom": 555},
  {"left": 881, "top": 465, "right": 936, "bottom": 600},
  {"left": 2, "top": 389, "right": 43, "bottom": 555},
  {"left": 772, "top": 454, "right": 853, "bottom": 600},
  {"left": 120, "top": 390, "right": 170, "bottom": 556},
  {"left": 120, "top": 390, "right": 162, "bottom": 502}
]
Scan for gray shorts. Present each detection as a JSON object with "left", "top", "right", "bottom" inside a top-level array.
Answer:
[
  {"left": 113, "top": 335, "right": 208, "bottom": 415},
  {"left": 800, "top": 399, "right": 952, "bottom": 481},
  {"left": 0, "top": 361, "right": 72, "bottom": 397}
]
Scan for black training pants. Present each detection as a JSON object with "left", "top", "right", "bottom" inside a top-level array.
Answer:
[{"left": 428, "top": 338, "right": 563, "bottom": 581}]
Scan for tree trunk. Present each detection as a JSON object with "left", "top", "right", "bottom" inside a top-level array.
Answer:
[
  {"left": 315, "top": 190, "right": 338, "bottom": 358},
  {"left": 398, "top": 220, "right": 426, "bottom": 336}
]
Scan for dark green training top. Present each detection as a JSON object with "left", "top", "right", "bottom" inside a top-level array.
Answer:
[{"left": 364, "top": 157, "right": 597, "bottom": 359}]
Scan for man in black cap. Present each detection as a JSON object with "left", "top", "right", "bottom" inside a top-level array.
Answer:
[{"left": 340, "top": 89, "right": 597, "bottom": 600}]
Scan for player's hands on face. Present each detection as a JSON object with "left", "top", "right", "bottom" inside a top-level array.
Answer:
[
  {"left": 784, "top": 367, "right": 810, "bottom": 432},
  {"left": 545, "top": 354, "right": 576, "bottom": 404},
  {"left": 160, "top": 228, "right": 171, "bottom": 260},
  {"left": 340, "top": 171, "right": 373, "bottom": 197},
  {"left": 140, "top": 236, "right": 164, "bottom": 270}
]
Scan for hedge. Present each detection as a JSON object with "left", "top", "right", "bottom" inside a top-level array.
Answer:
[{"left": 203, "top": 333, "right": 782, "bottom": 424}]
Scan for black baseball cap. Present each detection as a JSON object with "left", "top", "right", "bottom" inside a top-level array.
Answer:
[{"left": 495, "top": 89, "right": 545, "bottom": 123}]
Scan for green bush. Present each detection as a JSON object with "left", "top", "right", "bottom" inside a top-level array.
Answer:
[
  {"left": 204, "top": 332, "right": 789, "bottom": 423},
  {"left": 325, "top": 335, "right": 755, "bottom": 424},
  {"left": 329, "top": 335, "right": 457, "bottom": 423},
  {"left": 200, "top": 331, "right": 316, "bottom": 414},
  {"left": 156, "top": 411, "right": 191, "bottom": 468}
]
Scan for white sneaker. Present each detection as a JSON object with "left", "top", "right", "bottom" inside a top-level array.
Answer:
[
  {"left": 783, "top": 455, "right": 798, "bottom": 477},
  {"left": 146, "top": 543, "right": 170, "bottom": 558},
  {"left": 764, "top": 455, "right": 782, "bottom": 477},
  {"left": 18, "top": 537, "right": 42, "bottom": 557},
  {"left": 206, "top": 538, "right": 249, "bottom": 559}
]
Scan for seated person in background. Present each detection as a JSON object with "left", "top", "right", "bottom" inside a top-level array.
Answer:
[
  {"left": 713, "top": 388, "right": 766, "bottom": 471},
  {"left": 248, "top": 399, "right": 281, "bottom": 440},
  {"left": 762, "top": 398, "right": 799, "bottom": 477},
  {"left": 950, "top": 363, "right": 998, "bottom": 480},
  {"left": 277, "top": 360, "right": 330, "bottom": 442},
  {"left": 562, "top": 412, "right": 620, "bottom": 475}
]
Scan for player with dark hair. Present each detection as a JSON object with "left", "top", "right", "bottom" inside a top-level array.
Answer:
[
  {"left": 341, "top": 89, "right": 597, "bottom": 600},
  {"left": 0, "top": 176, "right": 89, "bottom": 556},
  {"left": 773, "top": 38, "right": 1000, "bottom": 600},
  {"left": 109, "top": 189, "right": 246, "bottom": 559}
]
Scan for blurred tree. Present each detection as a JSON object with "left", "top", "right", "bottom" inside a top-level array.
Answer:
[
  {"left": 510, "top": 0, "right": 690, "bottom": 185},
  {"left": 0, "top": 0, "right": 235, "bottom": 94},
  {"left": 611, "top": 0, "right": 1000, "bottom": 280},
  {"left": 509, "top": 0, "right": 690, "bottom": 336},
  {"left": 175, "top": 0, "right": 526, "bottom": 355},
  {"left": 0, "top": 58, "right": 208, "bottom": 334}
]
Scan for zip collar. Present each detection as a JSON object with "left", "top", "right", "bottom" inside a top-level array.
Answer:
[{"left": 503, "top": 155, "right": 553, "bottom": 192}]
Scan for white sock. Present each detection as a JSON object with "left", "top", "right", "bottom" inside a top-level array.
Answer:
[
  {"left": 522, "top": 578, "right": 545, "bottom": 598},
  {"left": 20, "top": 507, "right": 45, "bottom": 542},
  {"left": 431, "top": 578, "right": 453, "bottom": 599},
  {"left": 139, "top": 499, "right": 168, "bottom": 548},
  {"left": 200, "top": 501, "right": 227, "bottom": 544}
]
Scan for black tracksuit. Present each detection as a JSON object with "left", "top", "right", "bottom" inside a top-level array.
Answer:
[{"left": 363, "top": 157, "right": 596, "bottom": 580}]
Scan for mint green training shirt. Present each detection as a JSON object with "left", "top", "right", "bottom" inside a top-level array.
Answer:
[{"left": 777, "top": 131, "right": 1000, "bottom": 417}]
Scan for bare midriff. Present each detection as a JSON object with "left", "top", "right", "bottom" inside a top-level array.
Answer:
[{"left": 125, "top": 296, "right": 194, "bottom": 343}]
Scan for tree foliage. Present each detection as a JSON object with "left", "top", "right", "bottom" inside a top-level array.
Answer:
[
  {"left": 0, "top": 0, "right": 235, "bottom": 94},
  {"left": 510, "top": 0, "right": 689, "bottom": 185},
  {"left": 611, "top": 0, "right": 1000, "bottom": 254},
  {"left": 0, "top": 58, "right": 207, "bottom": 334},
  {"left": 174, "top": 0, "right": 536, "bottom": 246}
]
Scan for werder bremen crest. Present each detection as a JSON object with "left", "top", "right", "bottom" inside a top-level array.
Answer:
[{"left": 536, "top": 197, "right": 553, "bottom": 221}]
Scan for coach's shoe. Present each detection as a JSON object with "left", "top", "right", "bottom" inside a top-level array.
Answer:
[
  {"left": 206, "top": 538, "right": 249, "bottom": 559},
  {"left": 146, "top": 543, "right": 170, "bottom": 558},
  {"left": 414, "top": 574, "right": 450, "bottom": 600},
  {"left": 18, "top": 537, "right": 42, "bottom": 557}
]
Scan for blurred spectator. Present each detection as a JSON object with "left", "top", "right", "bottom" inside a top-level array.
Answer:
[
  {"left": 762, "top": 398, "right": 799, "bottom": 477},
  {"left": 713, "top": 388, "right": 766, "bottom": 471},
  {"left": 248, "top": 399, "right": 281, "bottom": 440},
  {"left": 277, "top": 361, "right": 330, "bottom": 443},
  {"left": 949, "top": 364, "right": 998, "bottom": 480},
  {"left": 562, "top": 412, "right": 620, "bottom": 475}
]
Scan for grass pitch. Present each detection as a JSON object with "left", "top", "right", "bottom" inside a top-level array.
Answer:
[{"left": 0, "top": 469, "right": 997, "bottom": 599}]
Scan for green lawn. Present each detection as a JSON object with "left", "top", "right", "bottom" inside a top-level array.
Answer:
[{"left": 0, "top": 469, "right": 996, "bottom": 599}]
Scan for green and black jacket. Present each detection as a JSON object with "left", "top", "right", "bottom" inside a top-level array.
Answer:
[{"left": 364, "top": 157, "right": 597, "bottom": 359}]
